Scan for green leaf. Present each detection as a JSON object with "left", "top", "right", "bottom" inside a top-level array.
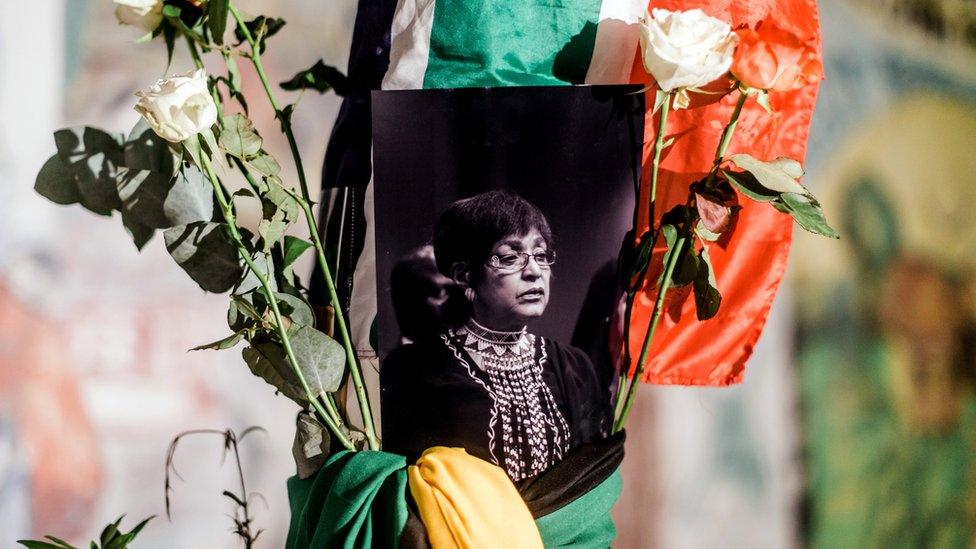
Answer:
[
  {"left": 124, "top": 118, "right": 178, "bottom": 175},
  {"left": 693, "top": 246, "right": 722, "bottom": 320},
  {"left": 208, "top": 0, "right": 229, "bottom": 45},
  {"left": 276, "top": 292, "right": 315, "bottom": 331},
  {"left": 121, "top": 209, "right": 155, "bottom": 251},
  {"left": 117, "top": 165, "right": 214, "bottom": 228},
  {"left": 233, "top": 16, "right": 286, "bottom": 51},
  {"left": 53, "top": 127, "right": 126, "bottom": 215},
  {"left": 16, "top": 542, "right": 66, "bottom": 549},
  {"left": 670, "top": 242, "right": 698, "bottom": 287},
  {"left": 162, "top": 22, "right": 177, "bottom": 72},
  {"left": 42, "top": 537, "right": 76, "bottom": 549},
  {"left": 776, "top": 192, "right": 840, "bottom": 238},
  {"left": 248, "top": 151, "right": 281, "bottom": 177},
  {"left": 164, "top": 221, "right": 244, "bottom": 293},
  {"left": 35, "top": 154, "right": 81, "bottom": 205},
  {"left": 722, "top": 169, "right": 779, "bottom": 202},
  {"left": 243, "top": 342, "right": 307, "bottom": 403},
  {"left": 290, "top": 325, "right": 345, "bottom": 394},
  {"left": 234, "top": 251, "right": 277, "bottom": 294},
  {"left": 228, "top": 291, "right": 263, "bottom": 331},
  {"left": 282, "top": 236, "right": 313, "bottom": 270},
  {"left": 189, "top": 331, "right": 244, "bottom": 351},
  {"left": 656, "top": 224, "right": 678, "bottom": 287},
  {"left": 280, "top": 60, "right": 349, "bottom": 96},
  {"left": 219, "top": 114, "right": 262, "bottom": 159},
  {"left": 54, "top": 126, "right": 123, "bottom": 165},
  {"left": 728, "top": 154, "right": 806, "bottom": 195},
  {"left": 293, "top": 411, "right": 330, "bottom": 479},
  {"left": 123, "top": 515, "right": 154, "bottom": 540}
]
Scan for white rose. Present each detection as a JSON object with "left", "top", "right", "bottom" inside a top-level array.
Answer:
[
  {"left": 134, "top": 69, "right": 218, "bottom": 143},
  {"left": 113, "top": 0, "right": 164, "bottom": 33},
  {"left": 638, "top": 8, "right": 736, "bottom": 92}
]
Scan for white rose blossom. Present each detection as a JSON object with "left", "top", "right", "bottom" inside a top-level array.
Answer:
[
  {"left": 638, "top": 8, "right": 737, "bottom": 94},
  {"left": 113, "top": 0, "right": 164, "bottom": 33},
  {"left": 134, "top": 69, "right": 218, "bottom": 143}
]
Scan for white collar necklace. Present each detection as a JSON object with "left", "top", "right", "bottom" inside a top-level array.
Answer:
[{"left": 458, "top": 318, "right": 533, "bottom": 357}]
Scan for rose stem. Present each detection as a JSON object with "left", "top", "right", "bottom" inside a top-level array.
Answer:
[
  {"left": 227, "top": 2, "right": 377, "bottom": 450},
  {"left": 227, "top": 4, "right": 310, "bottom": 203},
  {"left": 613, "top": 85, "right": 750, "bottom": 431},
  {"left": 280, "top": 184, "right": 380, "bottom": 450},
  {"left": 612, "top": 90, "right": 671, "bottom": 427},
  {"left": 198, "top": 138, "right": 354, "bottom": 451},
  {"left": 187, "top": 38, "right": 348, "bottom": 433},
  {"left": 613, "top": 234, "right": 688, "bottom": 432}
]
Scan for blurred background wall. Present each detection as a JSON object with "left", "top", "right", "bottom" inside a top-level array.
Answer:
[{"left": 0, "top": 0, "right": 973, "bottom": 547}]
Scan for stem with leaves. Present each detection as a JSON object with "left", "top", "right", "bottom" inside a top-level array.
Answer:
[
  {"left": 612, "top": 85, "right": 749, "bottom": 431},
  {"left": 228, "top": 3, "right": 310, "bottom": 203},
  {"left": 613, "top": 233, "right": 688, "bottom": 432},
  {"left": 281, "top": 185, "right": 380, "bottom": 450},
  {"left": 221, "top": 3, "right": 377, "bottom": 449},
  {"left": 197, "top": 139, "right": 354, "bottom": 451}
]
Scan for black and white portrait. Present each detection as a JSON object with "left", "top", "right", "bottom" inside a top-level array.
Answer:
[{"left": 372, "top": 86, "right": 643, "bottom": 480}]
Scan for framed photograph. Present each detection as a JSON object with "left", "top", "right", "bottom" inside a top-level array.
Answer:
[{"left": 372, "top": 85, "right": 643, "bottom": 477}]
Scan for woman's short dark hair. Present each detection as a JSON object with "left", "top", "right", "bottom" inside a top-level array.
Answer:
[{"left": 433, "top": 191, "right": 553, "bottom": 277}]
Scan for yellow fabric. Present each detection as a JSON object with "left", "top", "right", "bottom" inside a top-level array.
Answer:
[{"left": 407, "top": 447, "right": 544, "bottom": 549}]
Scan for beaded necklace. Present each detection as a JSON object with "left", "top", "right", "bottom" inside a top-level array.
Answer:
[{"left": 452, "top": 318, "right": 570, "bottom": 480}]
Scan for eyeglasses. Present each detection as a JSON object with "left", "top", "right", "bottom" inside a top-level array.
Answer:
[{"left": 486, "top": 250, "right": 556, "bottom": 273}]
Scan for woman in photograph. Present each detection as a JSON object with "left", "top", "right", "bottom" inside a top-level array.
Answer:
[{"left": 381, "top": 190, "right": 613, "bottom": 482}]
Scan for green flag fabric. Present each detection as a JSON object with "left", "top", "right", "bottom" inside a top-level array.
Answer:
[{"left": 286, "top": 453, "right": 622, "bottom": 548}]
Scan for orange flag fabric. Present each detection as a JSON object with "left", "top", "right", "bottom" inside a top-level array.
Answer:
[{"left": 625, "top": 0, "right": 822, "bottom": 385}]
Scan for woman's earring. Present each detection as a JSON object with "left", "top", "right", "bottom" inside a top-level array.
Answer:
[{"left": 465, "top": 287, "right": 476, "bottom": 302}]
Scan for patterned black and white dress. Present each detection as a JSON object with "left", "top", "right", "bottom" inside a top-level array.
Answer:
[{"left": 381, "top": 319, "right": 611, "bottom": 481}]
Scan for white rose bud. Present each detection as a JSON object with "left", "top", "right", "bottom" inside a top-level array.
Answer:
[
  {"left": 113, "top": 0, "right": 164, "bottom": 33},
  {"left": 134, "top": 69, "right": 218, "bottom": 143},
  {"left": 638, "top": 8, "right": 737, "bottom": 92}
]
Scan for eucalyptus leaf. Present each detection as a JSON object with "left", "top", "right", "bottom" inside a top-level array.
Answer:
[
  {"left": 54, "top": 126, "right": 123, "bottom": 165},
  {"left": 35, "top": 154, "right": 81, "bottom": 205},
  {"left": 120, "top": 209, "right": 155, "bottom": 251},
  {"left": 693, "top": 246, "right": 721, "bottom": 320},
  {"left": 164, "top": 221, "right": 243, "bottom": 293},
  {"left": 280, "top": 60, "right": 350, "bottom": 96},
  {"left": 116, "top": 169, "right": 173, "bottom": 228},
  {"left": 124, "top": 118, "right": 178, "bottom": 175},
  {"left": 219, "top": 114, "right": 262, "bottom": 159},
  {"left": 249, "top": 151, "right": 281, "bottom": 177},
  {"left": 290, "top": 325, "right": 345, "bottom": 394},
  {"left": 243, "top": 342, "right": 307, "bottom": 403},
  {"left": 234, "top": 251, "right": 277, "bottom": 294},
  {"left": 729, "top": 154, "right": 806, "bottom": 195},
  {"left": 228, "top": 291, "right": 263, "bottom": 331},
  {"left": 777, "top": 192, "right": 840, "bottom": 238},
  {"left": 277, "top": 292, "right": 315, "bottom": 330},
  {"left": 293, "top": 411, "right": 330, "bottom": 479}
]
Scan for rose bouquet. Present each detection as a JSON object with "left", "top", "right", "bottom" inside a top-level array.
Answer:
[
  {"left": 34, "top": 0, "right": 377, "bottom": 458},
  {"left": 611, "top": 8, "right": 833, "bottom": 428}
]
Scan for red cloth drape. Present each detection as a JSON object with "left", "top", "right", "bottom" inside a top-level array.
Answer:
[{"left": 624, "top": 0, "right": 822, "bottom": 385}]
